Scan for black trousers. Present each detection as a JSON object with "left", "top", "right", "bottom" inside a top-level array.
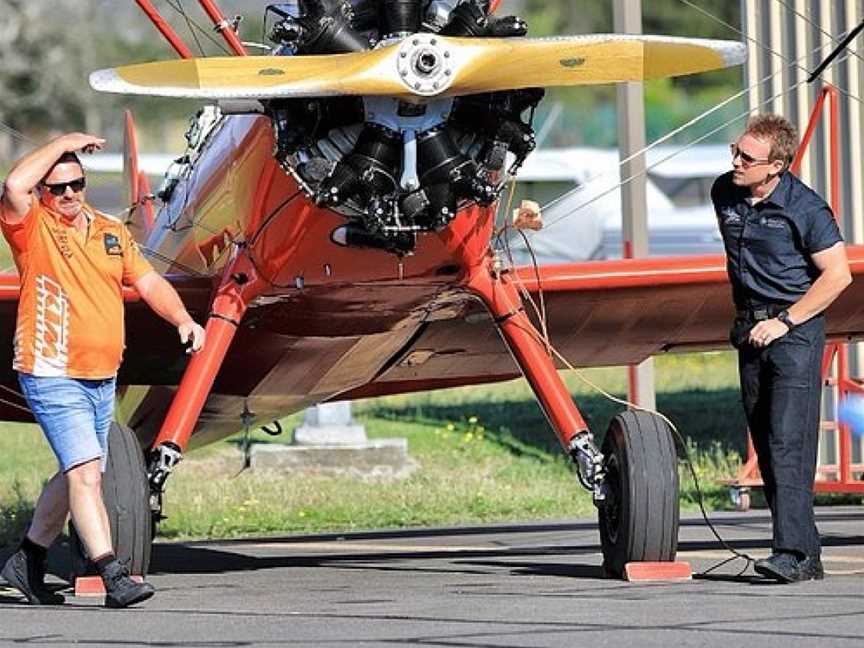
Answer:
[{"left": 735, "top": 314, "right": 824, "bottom": 558}]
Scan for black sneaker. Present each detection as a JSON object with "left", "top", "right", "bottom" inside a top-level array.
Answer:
[
  {"left": 101, "top": 560, "right": 155, "bottom": 609},
  {"left": 754, "top": 552, "right": 806, "bottom": 583},
  {"left": 1, "top": 549, "right": 65, "bottom": 605}
]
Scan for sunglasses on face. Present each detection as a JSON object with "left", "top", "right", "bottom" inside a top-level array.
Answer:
[
  {"left": 43, "top": 177, "right": 86, "bottom": 196},
  {"left": 729, "top": 144, "right": 772, "bottom": 168}
]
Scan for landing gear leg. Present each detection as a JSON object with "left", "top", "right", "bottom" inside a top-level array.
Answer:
[
  {"left": 465, "top": 266, "right": 606, "bottom": 502},
  {"left": 465, "top": 261, "right": 680, "bottom": 578},
  {"left": 147, "top": 250, "right": 261, "bottom": 495}
]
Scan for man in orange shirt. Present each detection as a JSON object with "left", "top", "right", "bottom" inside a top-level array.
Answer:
[{"left": 0, "top": 133, "right": 205, "bottom": 607}]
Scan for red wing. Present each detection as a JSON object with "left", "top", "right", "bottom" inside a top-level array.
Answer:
[
  {"left": 0, "top": 274, "right": 213, "bottom": 422},
  {"left": 344, "top": 247, "right": 864, "bottom": 399}
]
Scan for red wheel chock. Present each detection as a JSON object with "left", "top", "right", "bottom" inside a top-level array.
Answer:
[
  {"left": 74, "top": 574, "right": 144, "bottom": 597},
  {"left": 624, "top": 561, "right": 692, "bottom": 582}
]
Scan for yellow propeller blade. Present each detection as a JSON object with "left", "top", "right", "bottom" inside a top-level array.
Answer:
[
  {"left": 89, "top": 34, "right": 745, "bottom": 100},
  {"left": 89, "top": 48, "right": 406, "bottom": 99},
  {"left": 442, "top": 34, "right": 746, "bottom": 96}
]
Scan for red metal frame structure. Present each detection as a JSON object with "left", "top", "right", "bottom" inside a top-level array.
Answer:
[{"left": 729, "top": 84, "right": 864, "bottom": 497}]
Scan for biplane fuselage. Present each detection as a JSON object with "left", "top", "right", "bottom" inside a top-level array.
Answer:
[{"left": 116, "top": 110, "right": 503, "bottom": 449}]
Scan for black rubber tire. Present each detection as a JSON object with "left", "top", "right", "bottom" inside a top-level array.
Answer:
[
  {"left": 69, "top": 422, "right": 153, "bottom": 577},
  {"left": 598, "top": 410, "right": 679, "bottom": 577}
]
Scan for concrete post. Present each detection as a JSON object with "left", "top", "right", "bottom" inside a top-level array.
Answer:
[{"left": 614, "top": 0, "right": 656, "bottom": 410}]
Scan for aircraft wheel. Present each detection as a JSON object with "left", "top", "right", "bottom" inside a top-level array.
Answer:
[
  {"left": 598, "top": 410, "right": 679, "bottom": 577},
  {"left": 70, "top": 422, "right": 153, "bottom": 578}
]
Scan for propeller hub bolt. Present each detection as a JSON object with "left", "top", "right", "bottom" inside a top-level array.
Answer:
[{"left": 416, "top": 50, "right": 440, "bottom": 75}]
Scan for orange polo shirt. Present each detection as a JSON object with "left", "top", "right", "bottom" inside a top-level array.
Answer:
[{"left": 1, "top": 199, "right": 153, "bottom": 379}]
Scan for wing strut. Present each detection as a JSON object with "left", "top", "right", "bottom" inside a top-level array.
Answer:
[
  {"left": 134, "top": 0, "right": 194, "bottom": 59},
  {"left": 196, "top": 0, "right": 248, "bottom": 56}
]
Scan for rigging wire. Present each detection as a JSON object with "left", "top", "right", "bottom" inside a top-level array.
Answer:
[
  {"left": 527, "top": 51, "right": 856, "bottom": 238},
  {"left": 771, "top": 0, "right": 864, "bottom": 66},
  {"left": 173, "top": 0, "right": 207, "bottom": 57},
  {"left": 163, "top": 0, "right": 232, "bottom": 56},
  {"left": 679, "top": 0, "right": 864, "bottom": 105},
  {"left": 0, "top": 122, "right": 36, "bottom": 146},
  {"left": 518, "top": 2, "right": 864, "bottom": 240}
]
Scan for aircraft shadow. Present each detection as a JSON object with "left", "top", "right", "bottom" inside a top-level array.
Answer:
[{"left": 147, "top": 522, "right": 864, "bottom": 579}]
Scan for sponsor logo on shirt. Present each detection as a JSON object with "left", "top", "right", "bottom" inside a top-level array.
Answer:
[
  {"left": 55, "top": 231, "right": 73, "bottom": 258},
  {"left": 760, "top": 216, "right": 788, "bottom": 229},
  {"left": 103, "top": 233, "right": 122, "bottom": 256},
  {"left": 33, "top": 275, "right": 69, "bottom": 376}
]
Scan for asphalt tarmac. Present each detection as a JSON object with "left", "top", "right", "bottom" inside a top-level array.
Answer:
[{"left": 1, "top": 507, "right": 862, "bottom": 647}]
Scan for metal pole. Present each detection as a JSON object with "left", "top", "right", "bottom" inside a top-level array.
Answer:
[{"left": 614, "top": 0, "right": 655, "bottom": 410}]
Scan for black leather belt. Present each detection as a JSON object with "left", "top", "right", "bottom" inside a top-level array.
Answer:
[{"left": 736, "top": 304, "right": 790, "bottom": 321}]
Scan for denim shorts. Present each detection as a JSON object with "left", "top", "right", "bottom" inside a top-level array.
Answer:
[{"left": 18, "top": 373, "right": 116, "bottom": 473}]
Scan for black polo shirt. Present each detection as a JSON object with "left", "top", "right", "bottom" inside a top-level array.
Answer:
[{"left": 711, "top": 170, "right": 843, "bottom": 309}]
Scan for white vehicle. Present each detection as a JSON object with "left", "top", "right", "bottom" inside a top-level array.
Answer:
[{"left": 507, "top": 144, "right": 729, "bottom": 264}]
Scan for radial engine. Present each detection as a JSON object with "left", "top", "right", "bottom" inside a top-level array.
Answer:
[{"left": 262, "top": 0, "right": 544, "bottom": 254}]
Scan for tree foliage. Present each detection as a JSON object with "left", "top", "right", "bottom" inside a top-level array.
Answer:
[{"left": 0, "top": 0, "right": 744, "bottom": 155}]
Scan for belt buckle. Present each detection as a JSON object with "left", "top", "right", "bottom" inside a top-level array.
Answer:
[{"left": 753, "top": 308, "right": 769, "bottom": 321}]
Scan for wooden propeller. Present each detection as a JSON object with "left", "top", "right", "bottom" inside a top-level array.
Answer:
[{"left": 90, "top": 34, "right": 746, "bottom": 100}]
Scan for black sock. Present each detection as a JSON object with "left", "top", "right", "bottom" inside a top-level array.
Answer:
[
  {"left": 21, "top": 536, "right": 48, "bottom": 561},
  {"left": 94, "top": 553, "right": 116, "bottom": 575}
]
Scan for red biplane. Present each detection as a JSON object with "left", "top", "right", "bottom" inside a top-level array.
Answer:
[{"left": 3, "top": 0, "right": 861, "bottom": 580}]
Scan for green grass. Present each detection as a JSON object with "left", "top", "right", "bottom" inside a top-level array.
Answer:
[
  {"left": 0, "top": 422, "right": 58, "bottom": 545},
  {"left": 1, "top": 352, "right": 754, "bottom": 546}
]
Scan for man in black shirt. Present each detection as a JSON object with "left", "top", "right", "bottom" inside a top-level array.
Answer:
[{"left": 712, "top": 114, "right": 851, "bottom": 583}]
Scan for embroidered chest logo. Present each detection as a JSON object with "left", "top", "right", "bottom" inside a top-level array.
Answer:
[
  {"left": 720, "top": 207, "right": 741, "bottom": 224},
  {"left": 103, "top": 233, "right": 123, "bottom": 256}
]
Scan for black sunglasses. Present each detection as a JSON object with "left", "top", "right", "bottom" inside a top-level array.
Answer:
[
  {"left": 729, "top": 144, "right": 772, "bottom": 168},
  {"left": 43, "top": 177, "right": 86, "bottom": 196}
]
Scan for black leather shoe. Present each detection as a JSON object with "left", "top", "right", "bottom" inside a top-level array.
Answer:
[
  {"left": 798, "top": 555, "right": 825, "bottom": 581},
  {"left": 1, "top": 549, "right": 65, "bottom": 605},
  {"left": 754, "top": 552, "right": 812, "bottom": 583},
  {"left": 101, "top": 560, "right": 155, "bottom": 609}
]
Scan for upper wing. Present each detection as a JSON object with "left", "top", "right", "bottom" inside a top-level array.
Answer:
[{"left": 341, "top": 247, "right": 864, "bottom": 399}]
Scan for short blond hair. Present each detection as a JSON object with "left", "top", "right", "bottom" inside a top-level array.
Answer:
[{"left": 744, "top": 114, "right": 798, "bottom": 169}]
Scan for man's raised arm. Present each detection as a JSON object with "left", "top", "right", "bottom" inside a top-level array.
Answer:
[{"left": 1, "top": 133, "right": 105, "bottom": 224}]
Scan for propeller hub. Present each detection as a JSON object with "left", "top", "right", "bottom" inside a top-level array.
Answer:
[{"left": 396, "top": 34, "right": 454, "bottom": 97}]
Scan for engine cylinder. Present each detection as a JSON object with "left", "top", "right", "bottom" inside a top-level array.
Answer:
[
  {"left": 378, "top": 0, "right": 423, "bottom": 38},
  {"left": 417, "top": 128, "right": 471, "bottom": 185},
  {"left": 298, "top": 0, "right": 369, "bottom": 53}
]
